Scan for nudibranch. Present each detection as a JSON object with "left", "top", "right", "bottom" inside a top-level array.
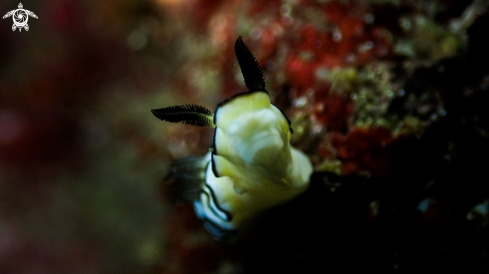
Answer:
[{"left": 152, "top": 37, "right": 313, "bottom": 241}]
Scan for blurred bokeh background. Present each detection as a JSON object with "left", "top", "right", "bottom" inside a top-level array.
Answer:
[{"left": 1, "top": 0, "right": 488, "bottom": 273}]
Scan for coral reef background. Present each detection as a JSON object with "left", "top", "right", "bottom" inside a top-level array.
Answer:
[{"left": 0, "top": 0, "right": 488, "bottom": 273}]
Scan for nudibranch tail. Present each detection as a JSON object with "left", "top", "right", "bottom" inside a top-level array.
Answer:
[
  {"left": 151, "top": 104, "right": 215, "bottom": 127},
  {"left": 235, "top": 36, "right": 267, "bottom": 92}
]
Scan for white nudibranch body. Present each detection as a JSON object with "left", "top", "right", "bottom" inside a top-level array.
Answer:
[
  {"left": 198, "top": 91, "right": 312, "bottom": 239},
  {"left": 152, "top": 36, "right": 313, "bottom": 241}
]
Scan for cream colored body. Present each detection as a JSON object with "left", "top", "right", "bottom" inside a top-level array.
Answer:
[{"left": 197, "top": 91, "right": 312, "bottom": 233}]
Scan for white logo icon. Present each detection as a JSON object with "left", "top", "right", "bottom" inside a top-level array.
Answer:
[{"left": 3, "top": 3, "right": 38, "bottom": 32}]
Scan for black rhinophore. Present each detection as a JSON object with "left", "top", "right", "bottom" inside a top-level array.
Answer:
[
  {"left": 235, "top": 36, "right": 267, "bottom": 93},
  {"left": 151, "top": 104, "right": 214, "bottom": 127}
]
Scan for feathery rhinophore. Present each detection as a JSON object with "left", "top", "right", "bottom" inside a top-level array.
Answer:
[
  {"left": 235, "top": 36, "right": 267, "bottom": 92},
  {"left": 151, "top": 104, "right": 215, "bottom": 127}
]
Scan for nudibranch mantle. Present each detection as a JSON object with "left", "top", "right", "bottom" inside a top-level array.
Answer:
[
  {"left": 201, "top": 90, "right": 312, "bottom": 233},
  {"left": 152, "top": 36, "right": 313, "bottom": 241}
]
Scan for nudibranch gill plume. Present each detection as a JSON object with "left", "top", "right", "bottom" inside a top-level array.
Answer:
[{"left": 151, "top": 36, "right": 313, "bottom": 242}]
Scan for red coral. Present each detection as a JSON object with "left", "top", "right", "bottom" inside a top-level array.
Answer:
[
  {"left": 331, "top": 127, "right": 394, "bottom": 178},
  {"left": 322, "top": 1, "right": 352, "bottom": 23},
  {"left": 285, "top": 54, "right": 321, "bottom": 92},
  {"left": 312, "top": 88, "right": 354, "bottom": 132},
  {"left": 247, "top": 0, "right": 282, "bottom": 16}
]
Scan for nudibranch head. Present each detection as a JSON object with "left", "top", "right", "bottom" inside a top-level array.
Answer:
[{"left": 152, "top": 36, "right": 313, "bottom": 242}]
